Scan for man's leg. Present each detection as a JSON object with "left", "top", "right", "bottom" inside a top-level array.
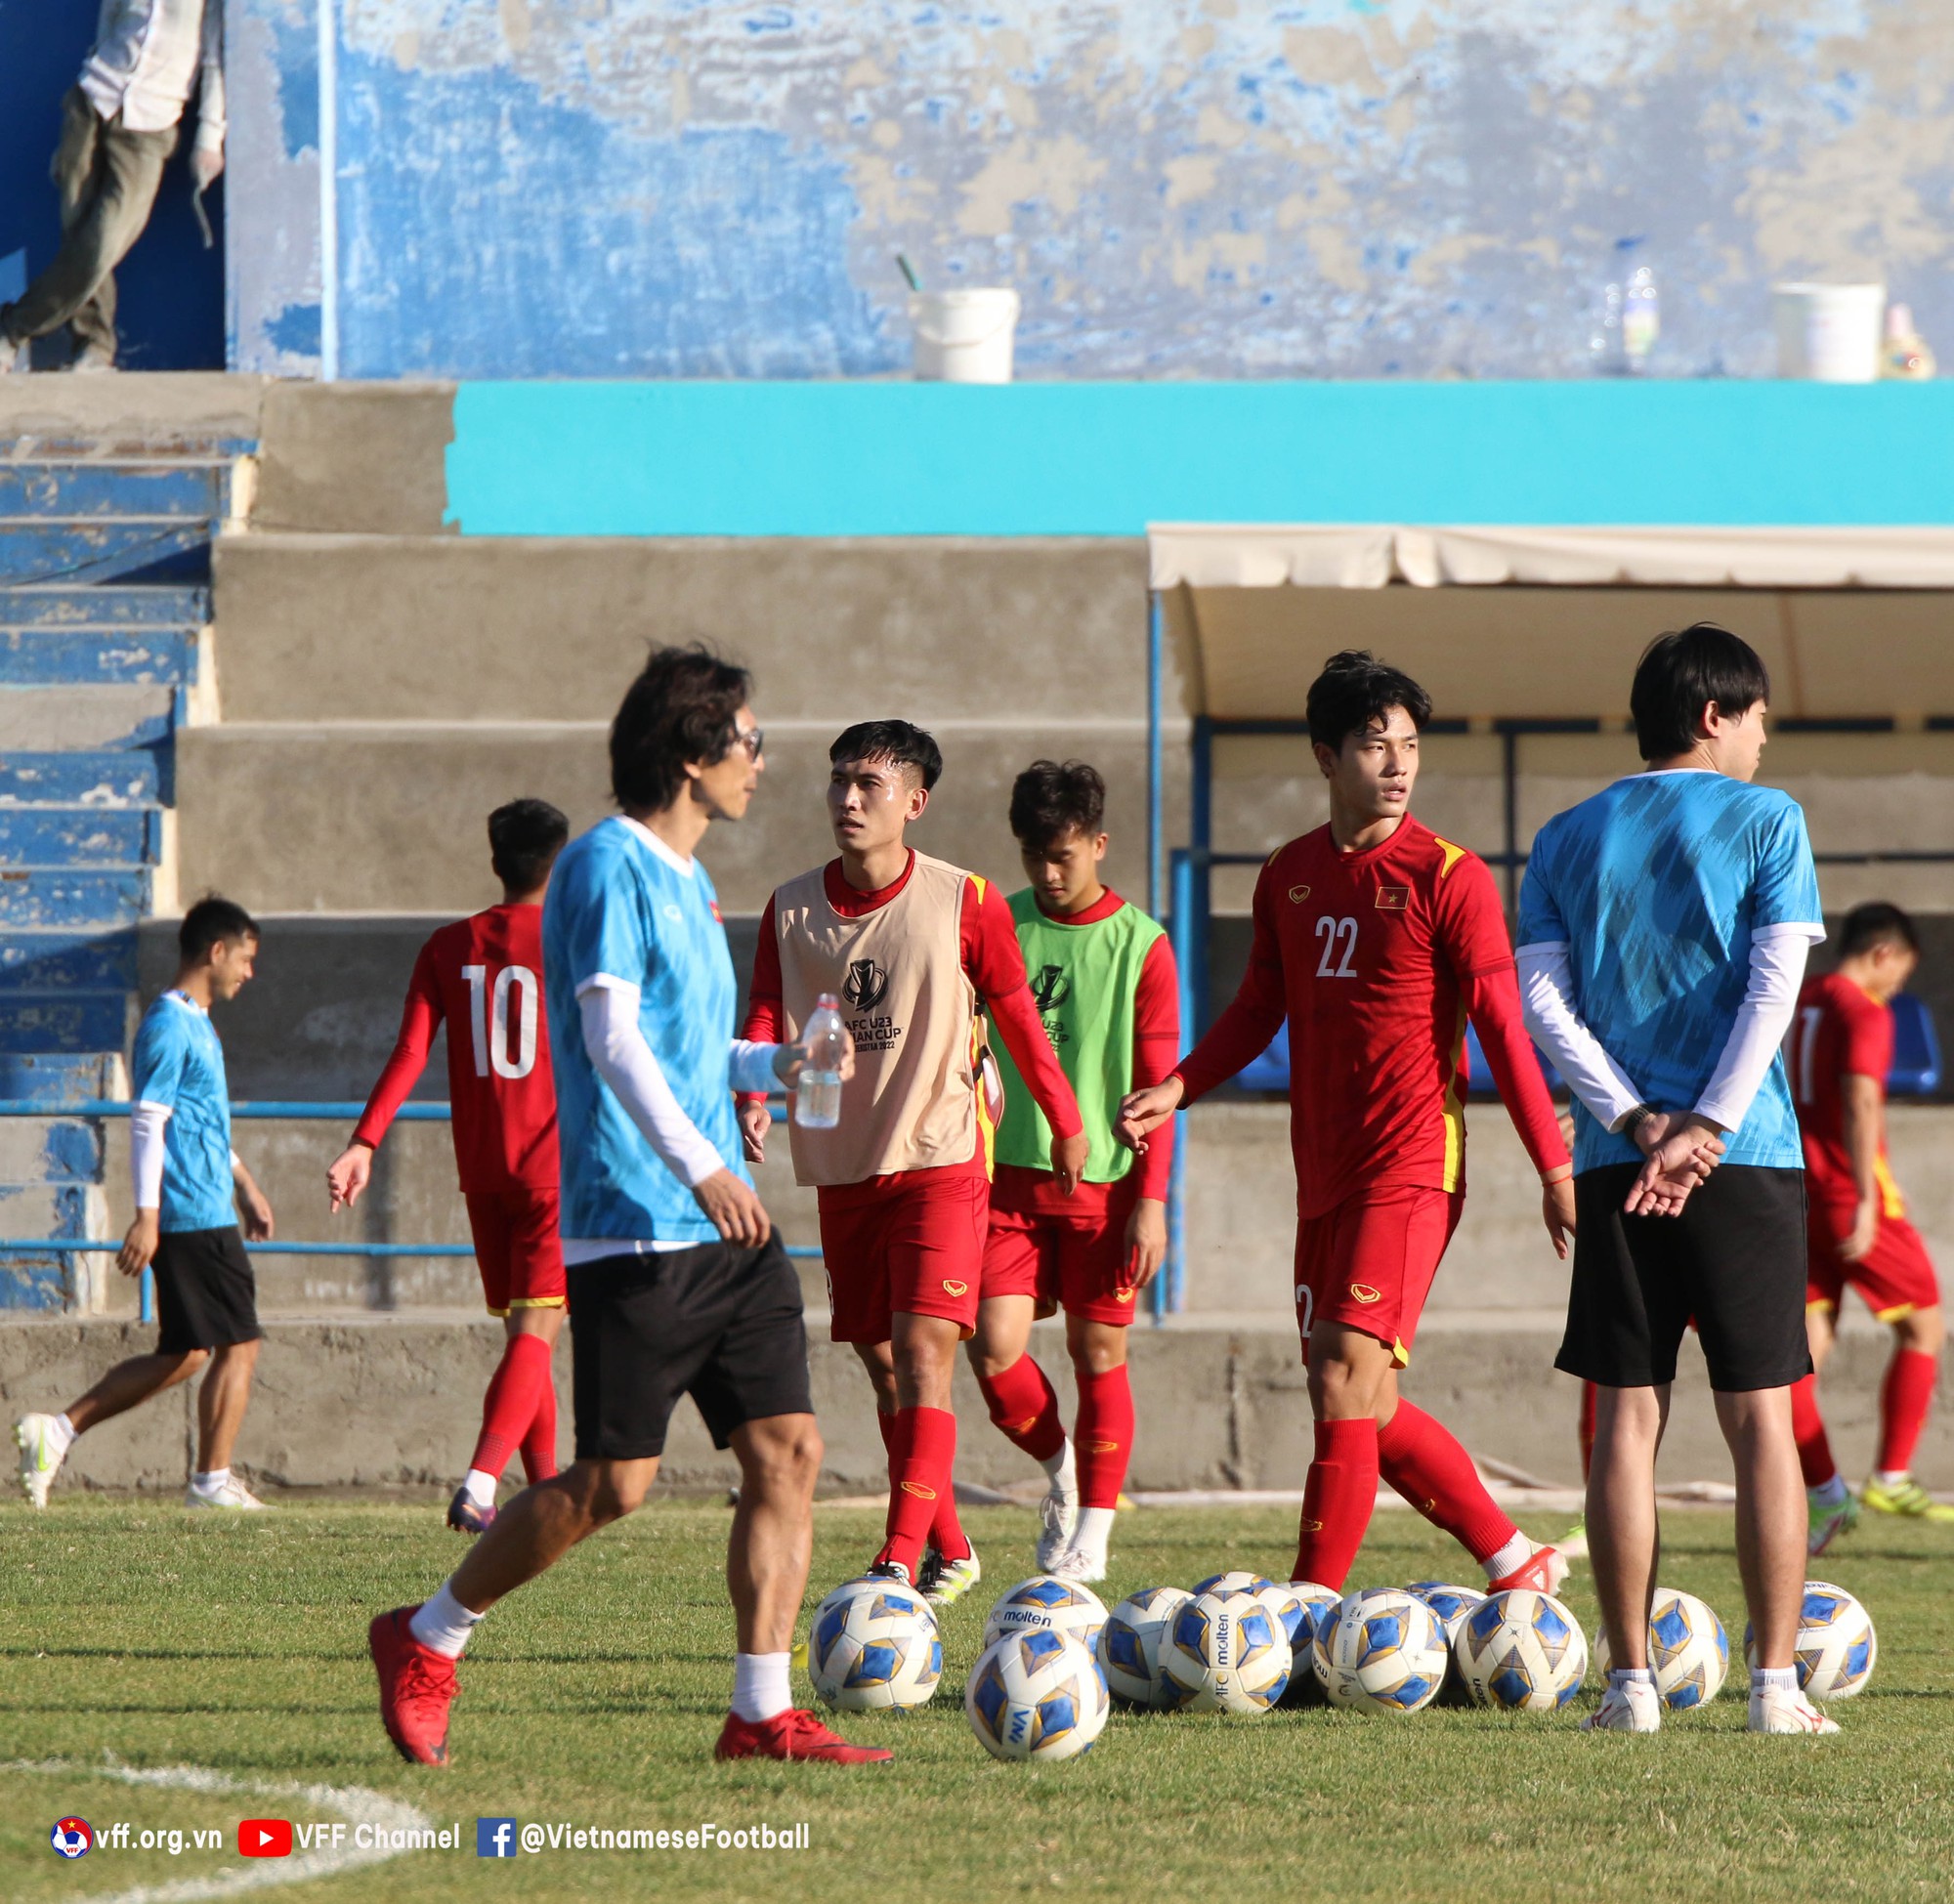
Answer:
[
  {"left": 725, "top": 1412, "right": 823, "bottom": 1725},
  {"left": 1060, "top": 1314, "right": 1131, "bottom": 1576},
  {"left": 1295, "top": 1321, "right": 1393, "bottom": 1590},
  {"left": 876, "top": 1311, "right": 962, "bottom": 1580},
  {"left": 1868, "top": 1304, "right": 1945, "bottom": 1503},
  {"left": 192, "top": 1338, "right": 260, "bottom": 1475},
  {"left": 1586, "top": 1383, "right": 1668, "bottom": 1669},
  {"left": 968, "top": 1293, "right": 1064, "bottom": 1467},
  {"left": 64, "top": 1347, "right": 208, "bottom": 1434},
  {"left": 461, "top": 1310, "right": 561, "bottom": 1510},
  {"left": 1716, "top": 1384, "right": 1806, "bottom": 1672},
  {"left": 1791, "top": 1300, "right": 1858, "bottom": 1552}
]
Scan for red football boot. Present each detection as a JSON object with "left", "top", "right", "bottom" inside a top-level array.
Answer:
[
  {"left": 369, "top": 1607, "right": 458, "bottom": 1766},
  {"left": 1486, "top": 1543, "right": 1570, "bottom": 1596},
  {"left": 714, "top": 1708, "right": 893, "bottom": 1763}
]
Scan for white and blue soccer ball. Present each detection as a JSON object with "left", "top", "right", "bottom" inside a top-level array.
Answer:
[
  {"left": 807, "top": 1575, "right": 941, "bottom": 1713},
  {"left": 1271, "top": 1580, "right": 1342, "bottom": 1705},
  {"left": 1455, "top": 1589, "right": 1588, "bottom": 1714},
  {"left": 1192, "top": 1569, "right": 1275, "bottom": 1600},
  {"left": 965, "top": 1629, "right": 1110, "bottom": 1762},
  {"left": 1745, "top": 1581, "right": 1877, "bottom": 1700},
  {"left": 1313, "top": 1588, "right": 1449, "bottom": 1714},
  {"left": 984, "top": 1576, "right": 1108, "bottom": 1653},
  {"left": 1098, "top": 1586, "right": 1193, "bottom": 1709},
  {"left": 1161, "top": 1588, "right": 1293, "bottom": 1714},
  {"left": 1596, "top": 1587, "right": 1729, "bottom": 1709},
  {"left": 1407, "top": 1580, "right": 1489, "bottom": 1702}
]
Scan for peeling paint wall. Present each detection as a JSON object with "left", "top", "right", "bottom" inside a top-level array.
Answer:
[{"left": 230, "top": 0, "right": 1954, "bottom": 380}]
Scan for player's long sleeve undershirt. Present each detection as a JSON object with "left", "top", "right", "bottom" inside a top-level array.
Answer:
[
  {"left": 1460, "top": 961, "right": 1571, "bottom": 1179},
  {"left": 351, "top": 942, "right": 443, "bottom": 1151},
  {"left": 1694, "top": 924, "right": 1815, "bottom": 1133},
  {"left": 1517, "top": 942, "right": 1647, "bottom": 1132},
  {"left": 130, "top": 1100, "right": 171, "bottom": 1209}
]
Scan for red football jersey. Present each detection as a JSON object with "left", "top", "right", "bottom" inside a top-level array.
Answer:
[
  {"left": 1175, "top": 816, "right": 1565, "bottom": 1217},
  {"left": 1788, "top": 970, "right": 1902, "bottom": 1216},
  {"left": 353, "top": 903, "right": 559, "bottom": 1193}
]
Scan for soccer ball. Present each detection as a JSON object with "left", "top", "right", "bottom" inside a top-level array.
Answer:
[
  {"left": 1595, "top": 1587, "right": 1729, "bottom": 1709},
  {"left": 1160, "top": 1588, "right": 1293, "bottom": 1714},
  {"left": 1098, "top": 1586, "right": 1193, "bottom": 1709},
  {"left": 1192, "top": 1569, "right": 1275, "bottom": 1599},
  {"left": 1455, "top": 1589, "right": 1589, "bottom": 1714},
  {"left": 1251, "top": 1581, "right": 1314, "bottom": 1649},
  {"left": 1744, "top": 1581, "right": 1877, "bottom": 1700},
  {"left": 1407, "top": 1580, "right": 1488, "bottom": 1702},
  {"left": 1272, "top": 1580, "right": 1342, "bottom": 1705},
  {"left": 984, "top": 1576, "right": 1108, "bottom": 1652},
  {"left": 807, "top": 1575, "right": 942, "bottom": 1713},
  {"left": 965, "top": 1629, "right": 1110, "bottom": 1762},
  {"left": 1312, "top": 1588, "right": 1449, "bottom": 1714}
]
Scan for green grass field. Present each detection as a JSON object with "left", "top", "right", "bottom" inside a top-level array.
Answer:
[{"left": 1, "top": 1496, "right": 1949, "bottom": 1904}]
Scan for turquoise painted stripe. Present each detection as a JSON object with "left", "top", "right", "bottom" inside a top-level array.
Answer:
[{"left": 446, "top": 381, "right": 1954, "bottom": 538}]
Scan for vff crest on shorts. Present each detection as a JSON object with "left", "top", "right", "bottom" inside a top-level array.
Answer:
[
  {"left": 1805, "top": 1203, "right": 1940, "bottom": 1323},
  {"left": 983, "top": 1204, "right": 1145, "bottom": 1326},
  {"left": 463, "top": 1186, "right": 567, "bottom": 1317},
  {"left": 818, "top": 1174, "right": 988, "bottom": 1343},
  {"left": 1292, "top": 1185, "right": 1464, "bottom": 1369}
]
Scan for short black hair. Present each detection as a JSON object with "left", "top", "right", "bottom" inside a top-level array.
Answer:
[
  {"left": 1010, "top": 759, "right": 1106, "bottom": 851},
  {"left": 610, "top": 645, "right": 752, "bottom": 813},
  {"left": 180, "top": 895, "right": 258, "bottom": 963},
  {"left": 1305, "top": 650, "right": 1433, "bottom": 750},
  {"left": 1630, "top": 622, "right": 1770, "bottom": 762},
  {"left": 1839, "top": 901, "right": 1920, "bottom": 960},
  {"left": 829, "top": 719, "right": 943, "bottom": 791},
  {"left": 488, "top": 797, "right": 569, "bottom": 892}
]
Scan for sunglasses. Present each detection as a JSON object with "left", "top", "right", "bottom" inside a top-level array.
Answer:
[{"left": 728, "top": 725, "right": 764, "bottom": 762}]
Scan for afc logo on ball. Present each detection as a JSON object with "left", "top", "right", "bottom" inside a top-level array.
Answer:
[{"left": 51, "top": 1818, "right": 93, "bottom": 1859}]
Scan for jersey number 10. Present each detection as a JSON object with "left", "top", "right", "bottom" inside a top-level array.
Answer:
[{"left": 463, "top": 963, "right": 540, "bottom": 1080}]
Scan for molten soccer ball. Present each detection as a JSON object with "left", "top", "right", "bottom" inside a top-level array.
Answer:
[
  {"left": 1313, "top": 1587, "right": 1449, "bottom": 1714},
  {"left": 965, "top": 1629, "right": 1109, "bottom": 1762},
  {"left": 1595, "top": 1587, "right": 1729, "bottom": 1709},
  {"left": 1192, "top": 1569, "right": 1275, "bottom": 1599},
  {"left": 1270, "top": 1580, "right": 1342, "bottom": 1705},
  {"left": 1407, "top": 1580, "right": 1489, "bottom": 1702},
  {"left": 807, "top": 1575, "right": 941, "bottom": 1713},
  {"left": 1098, "top": 1586, "right": 1193, "bottom": 1709},
  {"left": 1160, "top": 1588, "right": 1293, "bottom": 1714},
  {"left": 1455, "top": 1589, "right": 1588, "bottom": 1714},
  {"left": 1744, "top": 1581, "right": 1877, "bottom": 1700},
  {"left": 984, "top": 1576, "right": 1108, "bottom": 1652}
]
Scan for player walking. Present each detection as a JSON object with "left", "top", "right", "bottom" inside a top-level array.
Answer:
[
  {"left": 368, "top": 646, "right": 888, "bottom": 1766},
  {"left": 1517, "top": 621, "right": 1836, "bottom": 1736},
  {"left": 1119, "top": 652, "right": 1574, "bottom": 1599},
  {"left": 16, "top": 899, "right": 276, "bottom": 1510},
  {"left": 740, "top": 721, "right": 1085, "bottom": 1603},
  {"left": 327, "top": 798, "right": 571, "bottom": 1535},
  {"left": 968, "top": 760, "right": 1177, "bottom": 1582},
  {"left": 1786, "top": 901, "right": 1951, "bottom": 1546}
]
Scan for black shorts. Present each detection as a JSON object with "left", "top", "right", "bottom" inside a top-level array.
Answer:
[
  {"left": 568, "top": 1237, "right": 812, "bottom": 1460},
  {"left": 1556, "top": 1164, "right": 1812, "bottom": 1393},
  {"left": 152, "top": 1226, "right": 261, "bottom": 1357}
]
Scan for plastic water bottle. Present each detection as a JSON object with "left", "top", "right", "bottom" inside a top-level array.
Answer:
[{"left": 793, "top": 993, "right": 847, "bottom": 1129}]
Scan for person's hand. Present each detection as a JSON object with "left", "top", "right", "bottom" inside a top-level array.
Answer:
[
  {"left": 1542, "top": 1169, "right": 1576, "bottom": 1261},
  {"left": 1625, "top": 1113, "right": 1724, "bottom": 1218},
  {"left": 238, "top": 1179, "right": 275, "bottom": 1242},
  {"left": 190, "top": 144, "right": 224, "bottom": 190},
  {"left": 1841, "top": 1195, "right": 1880, "bottom": 1264},
  {"left": 740, "top": 1099, "right": 772, "bottom": 1165},
  {"left": 1123, "top": 1196, "right": 1168, "bottom": 1291},
  {"left": 326, "top": 1141, "right": 373, "bottom": 1212},
  {"left": 771, "top": 1025, "right": 856, "bottom": 1091},
  {"left": 1050, "top": 1129, "right": 1089, "bottom": 1197},
  {"left": 1116, "top": 1077, "right": 1185, "bottom": 1153},
  {"left": 692, "top": 1167, "right": 772, "bottom": 1247},
  {"left": 117, "top": 1209, "right": 159, "bottom": 1278}
]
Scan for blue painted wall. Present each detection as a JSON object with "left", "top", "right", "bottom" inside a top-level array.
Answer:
[{"left": 0, "top": 0, "right": 224, "bottom": 370}]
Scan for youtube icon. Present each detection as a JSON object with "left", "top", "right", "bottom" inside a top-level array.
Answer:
[{"left": 239, "top": 1819, "right": 293, "bottom": 1858}]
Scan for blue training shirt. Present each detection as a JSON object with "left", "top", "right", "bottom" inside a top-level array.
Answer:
[
  {"left": 1516, "top": 770, "right": 1824, "bottom": 1174},
  {"left": 131, "top": 991, "right": 237, "bottom": 1233},
  {"left": 542, "top": 816, "right": 748, "bottom": 1248}
]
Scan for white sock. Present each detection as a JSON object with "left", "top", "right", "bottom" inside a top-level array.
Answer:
[
  {"left": 1482, "top": 1531, "right": 1532, "bottom": 1582},
  {"left": 1070, "top": 1505, "right": 1115, "bottom": 1559},
  {"left": 1810, "top": 1473, "right": 1849, "bottom": 1506},
  {"left": 1752, "top": 1665, "right": 1797, "bottom": 1696},
  {"left": 1607, "top": 1667, "right": 1654, "bottom": 1691},
  {"left": 730, "top": 1652, "right": 793, "bottom": 1723},
  {"left": 409, "top": 1579, "right": 484, "bottom": 1660},
  {"left": 191, "top": 1467, "right": 231, "bottom": 1495},
  {"left": 463, "top": 1468, "right": 498, "bottom": 1508},
  {"left": 1041, "top": 1438, "right": 1077, "bottom": 1494},
  {"left": 50, "top": 1413, "right": 77, "bottom": 1454},
  {"left": 1874, "top": 1468, "right": 1908, "bottom": 1489}
]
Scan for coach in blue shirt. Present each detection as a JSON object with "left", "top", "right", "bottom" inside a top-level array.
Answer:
[{"left": 1518, "top": 623, "right": 1838, "bottom": 1738}]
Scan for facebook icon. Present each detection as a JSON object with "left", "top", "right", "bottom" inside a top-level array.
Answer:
[{"left": 476, "top": 1818, "right": 517, "bottom": 1858}]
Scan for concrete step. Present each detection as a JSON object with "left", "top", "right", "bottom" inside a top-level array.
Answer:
[
  {"left": 0, "top": 751, "right": 162, "bottom": 807},
  {"left": 0, "top": 583, "right": 209, "bottom": 629},
  {"left": 0, "top": 867, "right": 149, "bottom": 928},
  {"left": 0, "top": 806, "right": 161, "bottom": 867},
  {"left": 0, "top": 1114, "right": 104, "bottom": 1183},
  {"left": 0, "top": 685, "right": 174, "bottom": 750},
  {"left": 0, "top": 370, "right": 267, "bottom": 454},
  {"left": 0, "top": 929, "right": 138, "bottom": 992},
  {"left": 0, "top": 520, "right": 219, "bottom": 586},
  {"left": 0, "top": 1180, "right": 99, "bottom": 1237},
  {"left": 0, "top": 460, "right": 232, "bottom": 519},
  {"left": 0, "top": 624, "right": 198, "bottom": 686},
  {"left": 0, "top": 991, "right": 130, "bottom": 1052},
  {"left": 0, "top": 1050, "right": 124, "bottom": 1102}
]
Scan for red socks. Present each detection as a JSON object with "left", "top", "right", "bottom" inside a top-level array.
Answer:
[
  {"left": 1376, "top": 1399, "right": 1516, "bottom": 1566},
  {"left": 1075, "top": 1364, "right": 1134, "bottom": 1509},
  {"left": 1877, "top": 1347, "right": 1937, "bottom": 1476},
  {"left": 471, "top": 1332, "right": 554, "bottom": 1482},
  {"left": 1293, "top": 1417, "right": 1378, "bottom": 1589},
  {"left": 1790, "top": 1373, "right": 1838, "bottom": 1488},
  {"left": 976, "top": 1354, "right": 1066, "bottom": 1464},
  {"left": 874, "top": 1405, "right": 970, "bottom": 1564},
  {"left": 876, "top": 1406, "right": 960, "bottom": 1579},
  {"left": 519, "top": 1357, "right": 559, "bottom": 1483}
]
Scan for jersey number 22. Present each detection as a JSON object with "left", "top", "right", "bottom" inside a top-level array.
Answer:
[{"left": 1314, "top": 915, "right": 1358, "bottom": 979}]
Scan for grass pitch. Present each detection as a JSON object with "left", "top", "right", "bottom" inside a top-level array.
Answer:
[{"left": 1, "top": 1496, "right": 1949, "bottom": 1903}]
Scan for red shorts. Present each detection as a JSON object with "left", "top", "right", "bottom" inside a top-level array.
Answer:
[
  {"left": 983, "top": 1206, "right": 1142, "bottom": 1327},
  {"left": 818, "top": 1174, "right": 989, "bottom": 1344},
  {"left": 1806, "top": 1204, "right": 1940, "bottom": 1322},
  {"left": 463, "top": 1186, "right": 566, "bottom": 1317},
  {"left": 1294, "top": 1185, "right": 1463, "bottom": 1368}
]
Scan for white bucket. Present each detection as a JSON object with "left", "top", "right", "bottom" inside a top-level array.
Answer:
[
  {"left": 1773, "top": 282, "right": 1886, "bottom": 383},
  {"left": 909, "top": 288, "right": 1020, "bottom": 383}
]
